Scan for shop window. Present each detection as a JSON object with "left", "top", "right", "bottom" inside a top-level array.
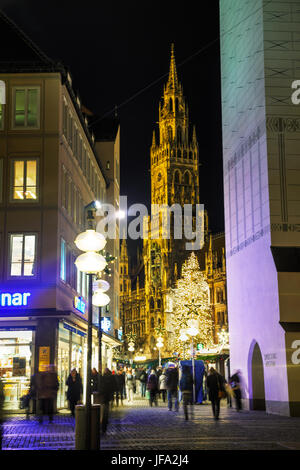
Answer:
[
  {"left": 11, "top": 159, "right": 38, "bottom": 201},
  {"left": 9, "top": 233, "right": 37, "bottom": 277},
  {"left": 0, "top": 330, "right": 33, "bottom": 411},
  {"left": 13, "top": 87, "right": 40, "bottom": 128}
]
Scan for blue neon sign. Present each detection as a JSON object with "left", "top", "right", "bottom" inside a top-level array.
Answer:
[
  {"left": 74, "top": 296, "right": 86, "bottom": 315},
  {"left": 0, "top": 292, "right": 31, "bottom": 307}
]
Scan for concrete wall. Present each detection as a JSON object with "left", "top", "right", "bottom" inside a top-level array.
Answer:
[{"left": 220, "top": 0, "right": 300, "bottom": 416}]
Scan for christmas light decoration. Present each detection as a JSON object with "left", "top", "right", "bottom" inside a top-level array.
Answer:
[{"left": 169, "top": 252, "right": 214, "bottom": 358}]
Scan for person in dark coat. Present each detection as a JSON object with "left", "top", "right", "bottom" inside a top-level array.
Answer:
[
  {"left": 139, "top": 368, "right": 148, "bottom": 398},
  {"left": 91, "top": 368, "right": 99, "bottom": 393},
  {"left": 98, "top": 368, "right": 116, "bottom": 433},
  {"left": 166, "top": 363, "right": 179, "bottom": 411},
  {"left": 66, "top": 368, "right": 83, "bottom": 417},
  {"left": 230, "top": 370, "right": 243, "bottom": 411},
  {"left": 147, "top": 370, "right": 158, "bottom": 407},
  {"left": 179, "top": 365, "right": 194, "bottom": 420},
  {"left": 36, "top": 365, "right": 59, "bottom": 424},
  {"left": 115, "top": 369, "right": 125, "bottom": 406},
  {"left": 206, "top": 367, "right": 226, "bottom": 420}
]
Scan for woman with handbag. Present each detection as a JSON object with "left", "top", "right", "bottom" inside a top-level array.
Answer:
[{"left": 206, "top": 367, "right": 226, "bottom": 420}]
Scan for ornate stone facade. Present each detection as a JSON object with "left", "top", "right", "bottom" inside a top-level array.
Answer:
[{"left": 120, "top": 45, "right": 227, "bottom": 359}]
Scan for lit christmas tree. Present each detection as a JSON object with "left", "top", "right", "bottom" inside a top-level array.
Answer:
[{"left": 169, "top": 252, "right": 214, "bottom": 358}]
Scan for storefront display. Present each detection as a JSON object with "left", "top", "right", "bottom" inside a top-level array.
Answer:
[{"left": 0, "top": 329, "right": 34, "bottom": 411}]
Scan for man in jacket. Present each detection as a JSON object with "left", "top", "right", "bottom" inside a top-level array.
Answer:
[
  {"left": 98, "top": 368, "right": 116, "bottom": 433},
  {"left": 165, "top": 363, "right": 179, "bottom": 411},
  {"left": 139, "top": 368, "right": 148, "bottom": 398},
  {"left": 179, "top": 365, "right": 194, "bottom": 420},
  {"left": 206, "top": 367, "right": 226, "bottom": 420},
  {"left": 36, "top": 365, "right": 59, "bottom": 424}
]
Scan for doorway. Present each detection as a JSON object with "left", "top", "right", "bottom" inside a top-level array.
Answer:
[{"left": 249, "top": 341, "right": 266, "bottom": 410}]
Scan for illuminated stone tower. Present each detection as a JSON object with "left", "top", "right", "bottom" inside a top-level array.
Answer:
[{"left": 143, "top": 44, "right": 201, "bottom": 355}]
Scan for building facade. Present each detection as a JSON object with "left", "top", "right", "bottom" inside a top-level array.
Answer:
[
  {"left": 120, "top": 46, "right": 228, "bottom": 361},
  {"left": 0, "top": 11, "right": 121, "bottom": 412},
  {"left": 220, "top": 0, "right": 300, "bottom": 415}
]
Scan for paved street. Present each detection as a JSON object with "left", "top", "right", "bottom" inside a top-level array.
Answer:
[{"left": 2, "top": 396, "right": 300, "bottom": 451}]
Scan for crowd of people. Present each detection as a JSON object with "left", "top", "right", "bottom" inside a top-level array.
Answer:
[{"left": 2, "top": 362, "right": 243, "bottom": 440}]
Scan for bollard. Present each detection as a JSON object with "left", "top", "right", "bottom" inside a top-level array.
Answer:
[{"left": 75, "top": 404, "right": 101, "bottom": 450}]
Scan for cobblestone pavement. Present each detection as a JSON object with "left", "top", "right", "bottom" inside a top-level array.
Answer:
[{"left": 2, "top": 397, "right": 300, "bottom": 450}]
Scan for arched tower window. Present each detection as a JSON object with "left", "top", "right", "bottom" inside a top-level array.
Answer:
[
  {"left": 169, "top": 98, "right": 173, "bottom": 112},
  {"left": 184, "top": 171, "right": 191, "bottom": 185},
  {"left": 174, "top": 170, "right": 181, "bottom": 184},
  {"left": 175, "top": 98, "right": 179, "bottom": 112},
  {"left": 150, "top": 317, "right": 155, "bottom": 329},
  {"left": 177, "top": 126, "right": 182, "bottom": 144},
  {"left": 150, "top": 297, "right": 155, "bottom": 310},
  {"left": 167, "top": 126, "right": 172, "bottom": 141}
]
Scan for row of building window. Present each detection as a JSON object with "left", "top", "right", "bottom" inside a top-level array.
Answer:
[
  {"left": 0, "top": 86, "right": 40, "bottom": 130},
  {"left": 62, "top": 98, "right": 105, "bottom": 201},
  {"left": 2, "top": 233, "right": 88, "bottom": 301},
  {"left": 60, "top": 238, "right": 89, "bottom": 299}
]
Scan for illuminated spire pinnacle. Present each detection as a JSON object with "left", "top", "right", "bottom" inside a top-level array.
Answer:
[{"left": 167, "top": 43, "right": 179, "bottom": 92}]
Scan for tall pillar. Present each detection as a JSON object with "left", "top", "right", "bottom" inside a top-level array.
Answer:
[{"left": 220, "top": 0, "right": 300, "bottom": 416}]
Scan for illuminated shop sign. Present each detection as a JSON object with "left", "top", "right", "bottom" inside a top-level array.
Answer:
[
  {"left": 74, "top": 296, "right": 86, "bottom": 314},
  {"left": 63, "top": 323, "right": 86, "bottom": 337},
  {"left": 0, "top": 292, "right": 31, "bottom": 307},
  {"left": 101, "top": 317, "right": 111, "bottom": 333}
]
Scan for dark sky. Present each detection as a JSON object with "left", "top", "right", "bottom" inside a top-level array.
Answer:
[{"left": 0, "top": 1, "right": 224, "bottom": 256}]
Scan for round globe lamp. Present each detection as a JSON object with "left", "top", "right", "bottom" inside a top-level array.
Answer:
[
  {"left": 75, "top": 229, "right": 106, "bottom": 252},
  {"left": 75, "top": 252, "right": 107, "bottom": 274},
  {"left": 92, "top": 291, "right": 110, "bottom": 307}
]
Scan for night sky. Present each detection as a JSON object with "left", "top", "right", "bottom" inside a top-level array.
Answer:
[{"left": 0, "top": 0, "right": 224, "bottom": 258}]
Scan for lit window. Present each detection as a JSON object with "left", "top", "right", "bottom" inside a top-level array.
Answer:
[
  {"left": 0, "top": 104, "right": 3, "bottom": 129},
  {"left": 10, "top": 234, "right": 37, "bottom": 277},
  {"left": 13, "top": 87, "right": 40, "bottom": 128},
  {"left": 60, "top": 238, "right": 66, "bottom": 281},
  {"left": 12, "top": 159, "right": 38, "bottom": 200}
]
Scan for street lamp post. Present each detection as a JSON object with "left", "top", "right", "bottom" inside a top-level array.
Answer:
[{"left": 74, "top": 205, "right": 107, "bottom": 450}]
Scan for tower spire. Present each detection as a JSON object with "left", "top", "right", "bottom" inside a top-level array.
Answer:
[{"left": 167, "top": 43, "right": 179, "bottom": 92}]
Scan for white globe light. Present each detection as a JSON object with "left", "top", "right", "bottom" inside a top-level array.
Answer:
[
  {"left": 75, "top": 252, "right": 107, "bottom": 273},
  {"left": 187, "top": 326, "right": 199, "bottom": 337},
  {"left": 75, "top": 230, "right": 106, "bottom": 252},
  {"left": 94, "top": 279, "right": 110, "bottom": 292},
  {"left": 92, "top": 291, "right": 110, "bottom": 307},
  {"left": 179, "top": 333, "right": 188, "bottom": 342}
]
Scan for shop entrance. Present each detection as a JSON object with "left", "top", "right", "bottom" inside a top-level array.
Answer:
[{"left": 0, "top": 329, "right": 34, "bottom": 411}]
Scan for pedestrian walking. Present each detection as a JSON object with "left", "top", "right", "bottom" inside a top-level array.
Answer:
[
  {"left": 125, "top": 368, "right": 136, "bottom": 404},
  {"left": 139, "top": 368, "right": 148, "bottom": 398},
  {"left": 98, "top": 368, "right": 115, "bottom": 433},
  {"left": 166, "top": 363, "right": 179, "bottom": 411},
  {"left": 230, "top": 370, "right": 243, "bottom": 411},
  {"left": 179, "top": 365, "right": 194, "bottom": 420},
  {"left": 66, "top": 368, "right": 83, "bottom": 417},
  {"left": 115, "top": 369, "right": 125, "bottom": 406},
  {"left": 147, "top": 370, "right": 158, "bottom": 407},
  {"left": 158, "top": 369, "right": 167, "bottom": 403},
  {"left": 36, "top": 365, "right": 59, "bottom": 424},
  {"left": 91, "top": 367, "right": 99, "bottom": 392},
  {"left": 206, "top": 367, "right": 226, "bottom": 420}
]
